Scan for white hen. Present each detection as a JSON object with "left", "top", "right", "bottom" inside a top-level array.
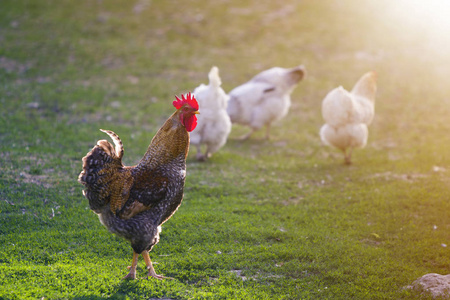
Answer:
[
  {"left": 190, "top": 66, "right": 231, "bottom": 161},
  {"left": 320, "top": 71, "right": 377, "bottom": 164},
  {"left": 227, "top": 65, "right": 306, "bottom": 140}
]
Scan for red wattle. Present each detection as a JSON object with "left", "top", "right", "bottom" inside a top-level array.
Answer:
[{"left": 183, "top": 114, "right": 198, "bottom": 132}]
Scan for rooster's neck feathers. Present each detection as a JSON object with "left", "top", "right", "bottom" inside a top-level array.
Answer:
[{"left": 137, "top": 110, "right": 189, "bottom": 170}]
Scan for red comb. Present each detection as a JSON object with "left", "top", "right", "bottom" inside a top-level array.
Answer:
[{"left": 173, "top": 92, "right": 199, "bottom": 110}]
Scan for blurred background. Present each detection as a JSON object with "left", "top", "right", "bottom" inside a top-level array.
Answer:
[
  {"left": 1, "top": 1, "right": 450, "bottom": 298},
  {"left": 2, "top": 0, "right": 449, "bottom": 159}
]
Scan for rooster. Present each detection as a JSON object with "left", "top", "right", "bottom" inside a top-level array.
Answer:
[
  {"left": 78, "top": 93, "right": 199, "bottom": 280},
  {"left": 227, "top": 65, "right": 306, "bottom": 140},
  {"left": 190, "top": 66, "right": 231, "bottom": 161},
  {"left": 320, "top": 72, "right": 377, "bottom": 164}
]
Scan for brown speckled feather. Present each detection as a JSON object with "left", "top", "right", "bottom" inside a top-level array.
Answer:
[
  {"left": 78, "top": 132, "right": 132, "bottom": 214},
  {"left": 118, "top": 110, "right": 189, "bottom": 221},
  {"left": 78, "top": 109, "right": 189, "bottom": 222},
  {"left": 78, "top": 95, "right": 198, "bottom": 280}
]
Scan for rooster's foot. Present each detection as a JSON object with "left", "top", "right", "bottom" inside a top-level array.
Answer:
[
  {"left": 122, "top": 252, "right": 139, "bottom": 280},
  {"left": 145, "top": 268, "right": 174, "bottom": 280},
  {"left": 122, "top": 269, "right": 137, "bottom": 280},
  {"left": 142, "top": 250, "right": 173, "bottom": 280}
]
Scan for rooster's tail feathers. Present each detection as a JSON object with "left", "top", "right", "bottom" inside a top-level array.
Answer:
[
  {"left": 78, "top": 130, "right": 125, "bottom": 212},
  {"left": 100, "top": 129, "right": 124, "bottom": 159},
  {"left": 78, "top": 130, "right": 124, "bottom": 188}
]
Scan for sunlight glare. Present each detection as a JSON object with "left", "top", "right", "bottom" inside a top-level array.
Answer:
[{"left": 387, "top": 0, "right": 450, "bottom": 50}]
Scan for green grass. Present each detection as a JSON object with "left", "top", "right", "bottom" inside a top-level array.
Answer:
[{"left": 1, "top": 0, "right": 450, "bottom": 299}]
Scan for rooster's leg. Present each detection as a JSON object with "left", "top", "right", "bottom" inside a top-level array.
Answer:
[
  {"left": 122, "top": 251, "right": 139, "bottom": 280},
  {"left": 142, "top": 250, "right": 173, "bottom": 280}
]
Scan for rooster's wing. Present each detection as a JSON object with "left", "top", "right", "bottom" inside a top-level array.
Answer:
[{"left": 116, "top": 115, "right": 189, "bottom": 220}]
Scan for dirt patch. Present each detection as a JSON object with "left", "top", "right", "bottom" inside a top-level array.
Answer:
[
  {"left": 229, "top": 269, "right": 284, "bottom": 281},
  {"left": 282, "top": 196, "right": 304, "bottom": 206},
  {"left": 1, "top": 152, "right": 73, "bottom": 188},
  {"left": 19, "top": 172, "right": 52, "bottom": 189},
  {"left": 367, "top": 171, "right": 428, "bottom": 182},
  {"left": 0, "top": 56, "right": 33, "bottom": 74}
]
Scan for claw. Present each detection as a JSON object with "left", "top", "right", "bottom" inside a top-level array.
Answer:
[
  {"left": 237, "top": 132, "right": 252, "bottom": 141},
  {"left": 122, "top": 271, "right": 137, "bottom": 280},
  {"left": 236, "top": 128, "right": 255, "bottom": 141},
  {"left": 142, "top": 250, "right": 173, "bottom": 280},
  {"left": 145, "top": 268, "right": 174, "bottom": 280}
]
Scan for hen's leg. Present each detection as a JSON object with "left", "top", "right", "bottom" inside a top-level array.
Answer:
[
  {"left": 122, "top": 251, "right": 139, "bottom": 280},
  {"left": 238, "top": 129, "right": 254, "bottom": 141},
  {"left": 196, "top": 145, "right": 206, "bottom": 161},
  {"left": 265, "top": 124, "right": 271, "bottom": 140},
  {"left": 344, "top": 148, "right": 352, "bottom": 165},
  {"left": 204, "top": 145, "right": 214, "bottom": 160},
  {"left": 142, "top": 250, "right": 173, "bottom": 280}
]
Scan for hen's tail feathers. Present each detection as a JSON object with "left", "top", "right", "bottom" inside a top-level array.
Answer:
[
  {"left": 100, "top": 129, "right": 124, "bottom": 159},
  {"left": 208, "top": 66, "right": 221, "bottom": 88},
  {"left": 293, "top": 65, "right": 306, "bottom": 81},
  {"left": 351, "top": 71, "right": 377, "bottom": 102}
]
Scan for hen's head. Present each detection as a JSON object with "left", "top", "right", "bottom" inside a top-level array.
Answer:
[{"left": 173, "top": 92, "right": 199, "bottom": 132}]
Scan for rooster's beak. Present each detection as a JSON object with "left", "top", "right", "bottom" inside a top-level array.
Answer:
[{"left": 194, "top": 111, "right": 200, "bottom": 114}]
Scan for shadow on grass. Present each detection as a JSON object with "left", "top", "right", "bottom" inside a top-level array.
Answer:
[
  {"left": 113, "top": 279, "right": 176, "bottom": 300},
  {"left": 72, "top": 279, "right": 167, "bottom": 300}
]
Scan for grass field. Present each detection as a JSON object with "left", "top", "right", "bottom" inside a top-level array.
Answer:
[{"left": 1, "top": 0, "right": 450, "bottom": 299}]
